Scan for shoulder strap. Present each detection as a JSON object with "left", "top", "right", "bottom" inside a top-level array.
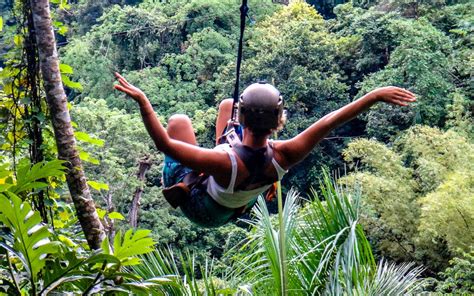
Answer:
[{"left": 233, "top": 144, "right": 276, "bottom": 190}]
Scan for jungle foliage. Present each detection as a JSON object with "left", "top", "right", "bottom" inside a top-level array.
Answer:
[{"left": 0, "top": 0, "right": 472, "bottom": 294}]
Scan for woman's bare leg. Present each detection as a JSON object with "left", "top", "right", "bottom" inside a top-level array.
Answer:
[
  {"left": 215, "top": 99, "right": 234, "bottom": 145},
  {"left": 167, "top": 114, "right": 197, "bottom": 145}
]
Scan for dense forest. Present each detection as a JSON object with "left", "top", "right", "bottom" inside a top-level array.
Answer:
[{"left": 0, "top": 0, "right": 472, "bottom": 294}]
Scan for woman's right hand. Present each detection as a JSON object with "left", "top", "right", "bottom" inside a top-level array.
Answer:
[{"left": 113, "top": 72, "right": 148, "bottom": 105}]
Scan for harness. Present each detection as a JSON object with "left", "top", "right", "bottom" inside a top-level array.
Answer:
[
  {"left": 232, "top": 143, "right": 277, "bottom": 191},
  {"left": 163, "top": 141, "right": 277, "bottom": 209}
]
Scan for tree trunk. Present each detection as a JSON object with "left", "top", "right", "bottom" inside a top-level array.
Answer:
[
  {"left": 29, "top": 0, "right": 105, "bottom": 249},
  {"left": 24, "top": 2, "right": 47, "bottom": 222},
  {"left": 129, "top": 156, "right": 152, "bottom": 228},
  {"left": 102, "top": 192, "right": 116, "bottom": 243}
]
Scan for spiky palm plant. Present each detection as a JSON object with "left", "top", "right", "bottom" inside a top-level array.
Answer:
[
  {"left": 130, "top": 172, "right": 425, "bottom": 295},
  {"left": 229, "top": 171, "right": 425, "bottom": 295},
  {"left": 130, "top": 247, "right": 237, "bottom": 295},
  {"left": 228, "top": 189, "right": 300, "bottom": 295}
]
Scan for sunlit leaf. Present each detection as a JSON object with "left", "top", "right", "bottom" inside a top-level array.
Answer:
[
  {"left": 9, "top": 160, "right": 66, "bottom": 194},
  {"left": 112, "top": 229, "right": 155, "bottom": 266},
  {"left": 13, "top": 35, "right": 23, "bottom": 46},
  {"left": 87, "top": 180, "right": 109, "bottom": 191},
  {"left": 97, "top": 208, "right": 107, "bottom": 219},
  {"left": 61, "top": 74, "right": 83, "bottom": 91},
  {"left": 59, "top": 63, "right": 74, "bottom": 74},
  {"left": 108, "top": 212, "right": 125, "bottom": 220},
  {"left": 79, "top": 151, "right": 100, "bottom": 165},
  {"left": 58, "top": 234, "right": 76, "bottom": 248},
  {"left": 75, "top": 131, "right": 104, "bottom": 147}
]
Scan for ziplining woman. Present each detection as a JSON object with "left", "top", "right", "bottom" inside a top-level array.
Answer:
[{"left": 113, "top": 73, "right": 416, "bottom": 227}]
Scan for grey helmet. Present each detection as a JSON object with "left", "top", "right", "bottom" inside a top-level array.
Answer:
[{"left": 238, "top": 82, "right": 284, "bottom": 130}]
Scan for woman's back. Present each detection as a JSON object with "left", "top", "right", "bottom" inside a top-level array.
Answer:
[{"left": 207, "top": 143, "right": 287, "bottom": 209}]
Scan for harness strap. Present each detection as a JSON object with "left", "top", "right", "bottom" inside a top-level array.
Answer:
[{"left": 233, "top": 143, "right": 276, "bottom": 190}]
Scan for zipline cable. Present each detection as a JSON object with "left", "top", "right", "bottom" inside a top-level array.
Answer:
[{"left": 231, "top": 0, "right": 249, "bottom": 122}]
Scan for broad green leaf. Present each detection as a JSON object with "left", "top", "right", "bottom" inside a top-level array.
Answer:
[
  {"left": 97, "top": 208, "right": 107, "bottom": 219},
  {"left": 108, "top": 212, "right": 125, "bottom": 220},
  {"left": 112, "top": 229, "right": 155, "bottom": 266},
  {"left": 59, "top": 0, "right": 71, "bottom": 10},
  {"left": 41, "top": 275, "right": 94, "bottom": 295},
  {"left": 3, "top": 82, "right": 12, "bottom": 95},
  {"left": 85, "top": 253, "right": 121, "bottom": 266},
  {"left": 61, "top": 74, "right": 83, "bottom": 91},
  {"left": 0, "top": 166, "right": 11, "bottom": 178},
  {"left": 79, "top": 151, "right": 100, "bottom": 165},
  {"left": 101, "top": 235, "right": 111, "bottom": 254},
  {"left": 0, "top": 192, "right": 60, "bottom": 282},
  {"left": 59, "top": 63, "right": 74, "bottom": 74},
  {"left": 13, "top": 35, "right": 23, "bottom": 46},
  {"left": 52, "top": 20, "right": 69, "bottom": 34},
  {"left": 75, "top": 131, "right": 104, "bottom": 147},
  {"left": 58, "top": 234, "right": 76, "bottom": 248},
  {"left": 10, "top": 160, "right": 66, "bottom": 194},
  {"left": 87, "top": 181, "right": 109, "bottom": 191},
  {"left": 58, "top": 24, "right": 69, "bottom": 35},
  {"left": 0, "top": 183, "right": 13, "bottom": 192}
]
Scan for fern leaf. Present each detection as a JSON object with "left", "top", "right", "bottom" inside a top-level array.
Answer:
[
  {"left": 10, "top": 160, "right": 65, "bottom": 194},
  {"left": 109, "top": 229, "right": 155, "bottom": 266},
  {"left": 0, "top": 192, "right": 60, "bottom": 282}
]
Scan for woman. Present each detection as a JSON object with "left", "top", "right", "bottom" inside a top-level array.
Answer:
[{"left": 114, "top": 73, "right": 416, "bottom": 227}]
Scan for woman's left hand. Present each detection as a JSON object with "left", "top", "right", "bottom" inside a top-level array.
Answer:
[{"left": 369, "top": 86, "right": 417, "bottom": 106}]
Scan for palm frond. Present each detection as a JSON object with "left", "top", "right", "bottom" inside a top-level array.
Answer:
[
  {"left": 130, "top": 246, "right": 230, "bottom": 295},
  {"left": 363, "top": 260, "right": 425, "bottom": 295},
  {"left": 230, "top": 189, "right": 301, "bottom": 295},
  {"left": 291, "top": 171, "right": 375, "bottom": 293},
  {"left": 0, "top": 192, "right": 60, "bottom": 283}
]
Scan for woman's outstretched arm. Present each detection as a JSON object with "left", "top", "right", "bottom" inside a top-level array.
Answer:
[
  {"left": 275, "top": 86, "right": 416, "bottom": 168},
  {"left": 113, "top": 73, "right": 230, "bottom": 175}
]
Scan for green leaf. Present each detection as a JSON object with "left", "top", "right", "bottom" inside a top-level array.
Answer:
[
  {"left": 59, "top": 63, "right": 74, "bottom": 75},
  {"left": 61, "top": 74, "right": 83, "bottom": 91},
  {"left": 0, "top": 16, "right": 3, "bottom": 32},
  {"left": 101, "top": 235, "right": 111, "bottom": 254},
  {"left": 0, "top": 184, "right": 13, "bottom": 192},
  {"left": 42, "top": 275, "right": 95, "bottom": 295},
  {"left": 112, "top": 229, "right": 155, "bottom": 266},
  {"left": 59, "top": 0, "right": 71, "bottom": 10},
  {"left": 58, "top": 234, "right": 76, "bottom": 248},
  {"left": 0, "top": 192, "right": 60, "bottom": 282},
  {"left": 58, "top": 25, "right": 69, "bottom": 35},
  {"left": 75, "top": 131, "right": 104, "bottom": 147},
  {"left": 13, "top": 35, "right": 23, "bottom": 46},
  {"left": 79, "top": 151, "right": 100, "bottom": 165},
  {"left": 108, "top": 212, "right": 125, "bottom": 220},
  {"left": 10, "top": 160, "right": 66, "bottom": 194},
  {"left": 87, "top": 181, "right": 109, "bottom": 191},
  {"left": 85, "top": 253, "right": 121, "bottom": 266},
  {"left": 97, "top": 208, "right": 107, "bottom": 219}
]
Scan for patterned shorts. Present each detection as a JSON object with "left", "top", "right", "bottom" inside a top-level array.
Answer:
[{"left": 163, "top": 155, "right": 243, "bottom": 227}]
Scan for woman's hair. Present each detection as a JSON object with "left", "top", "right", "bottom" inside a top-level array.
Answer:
[{"left": 247, "top": 111, "right": 287, "bottom": 137}]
